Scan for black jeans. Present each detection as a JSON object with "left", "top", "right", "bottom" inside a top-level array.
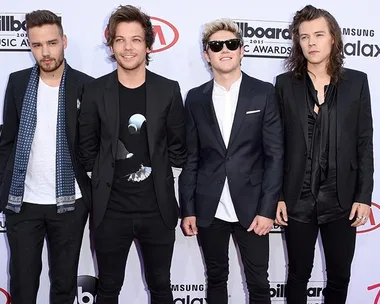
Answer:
[
  {"left": 285, "top": 215, "right": 356, "bottom": 304},
  {"left": 6, "top": 199, "right": 88, "bottom": 304},
  {"left": 198, "top": 218, "right": 270, "bottom": 304},
  {"left": 94, "top": 214, "right": 175, "bottom": 304}
]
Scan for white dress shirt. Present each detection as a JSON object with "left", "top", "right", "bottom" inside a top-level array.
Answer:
[{"left": 212, "top": 74, "right": 242, "bottom": 222}]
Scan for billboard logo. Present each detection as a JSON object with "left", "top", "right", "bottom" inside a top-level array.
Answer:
[
  {"left": 270, "top": 281, "right": 325, "bottom": 303},
  {"left": 0, "top": 14, "right": 29, "bottom": 51},
  {"left": 0, "top": 13, "right": 62, "bottom": 52},
  {"left": 234, "top": 19, "right": 292, "bottom": 59}
]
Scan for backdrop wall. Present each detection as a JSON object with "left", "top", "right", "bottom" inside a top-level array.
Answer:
[{"left": 0, "top": 1, "right": 379, "bottom": 303}]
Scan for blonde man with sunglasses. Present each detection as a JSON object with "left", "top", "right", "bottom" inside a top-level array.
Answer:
[{"left": 179, "top": 18, "right": 283, "bottom": 304}]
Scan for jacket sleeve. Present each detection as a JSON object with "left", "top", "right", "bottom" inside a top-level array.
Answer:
[
  {"left": 274, "top": 76, "right": 285, "bottom": 201},
  {"left": 354, "top": 74, "right": 374, "bottom": 205},
  {"left": 0, "top": 74, "right": 18, "bottom": 186},
  {"left": 178, "top": 90, "right": 198, "bottom": 217},
  {"left": 78, "top": 83, "right": 100, "bottom": 172},
  {"left": 258, "top": 84, "right": 284, "bottom": 219},
  {"left": 166, "top": 81, "right": 187, "bottom": 168}
]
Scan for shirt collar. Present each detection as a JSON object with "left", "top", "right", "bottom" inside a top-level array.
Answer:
[{"left": 213, "top": 73, "right": 242, "bottom": 92}]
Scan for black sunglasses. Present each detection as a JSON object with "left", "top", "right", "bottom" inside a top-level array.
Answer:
[{"left": 207, "top": 39, "right": 242, "bottom": 52}]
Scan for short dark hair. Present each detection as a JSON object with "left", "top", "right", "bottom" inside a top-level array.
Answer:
[
  {"left": 25, "top": 10, "right": 63, "bottom": 36},
  {"left": 285, "top": 5, "right": 344, "bottom": 84},
  {"left": 106, "top": 5, "right": 155, "bottom": 64}
]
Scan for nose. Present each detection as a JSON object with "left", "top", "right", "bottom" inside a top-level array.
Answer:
[
  {"left": 124, "top": 39, "right": 133, "bottom": 50},
  {"left": 221, "top": 43, "right": 229, "bottom": 52},
  {"left": 308, "top": 36, "right": 316, "bottom": 46},
  {"left": 41, "top": 44, "right": 50, "bottom": 57}
]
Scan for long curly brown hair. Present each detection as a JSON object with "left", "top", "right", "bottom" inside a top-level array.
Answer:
[{"left": 285, "top": 5, "right": 344, "bottom": 84}]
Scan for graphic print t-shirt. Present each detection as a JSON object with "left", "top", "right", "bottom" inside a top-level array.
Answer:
[{"left": 107, "top": 82, "right": 158, "bottom": 218}]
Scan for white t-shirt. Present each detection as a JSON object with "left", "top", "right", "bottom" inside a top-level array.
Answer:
[{"left": 23, "top": 78, "right": 82, "bottom": 204}]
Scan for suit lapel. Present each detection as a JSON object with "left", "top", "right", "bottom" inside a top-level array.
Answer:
[
  {"left": 145, "top": 70, "right": 160, "bottom": 159},
  {"left": 201, "top": 80, "right": 226, "bottom": 150},
  {"left": 292, "top": 75, "right": 308, "bottom": 149},
  {"left": 228, "top": 73, "right": 253, "bottom": 148},
  {"left": 336, "top": 74, "right": 352, "bottom": 146},
  {"left": 104, "top": 71, "right": 119, "bottom": 160},
  {"left": 64, "top": 67, "right": 79, "bottom": 146}
]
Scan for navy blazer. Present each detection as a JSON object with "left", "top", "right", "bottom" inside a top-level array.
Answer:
[{"left": 179, "top": 72, "right": 284, "bottom": 228}]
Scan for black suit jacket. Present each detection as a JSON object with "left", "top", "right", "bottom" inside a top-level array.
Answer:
[
  {"left": 179, "top": 72, "right": 284, "bottom": 228},
  {"left": 78, "top": 69, "right": 186, "bottom": 229},
  {"left": 0, "top": 65, "right": 94, "bottom": 211},
  {"left": 275, "top": 69, "right": 374, "bottom": 212}
]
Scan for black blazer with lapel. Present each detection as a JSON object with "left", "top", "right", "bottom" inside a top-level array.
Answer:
[
  {"left": 275, "top": 68, "right": 374, "bottom": 213},
  {"left": 179, "top": 72, "right": 284, "bottom": 228},
  {"left": 78, "top": 69, "right": 186, "bottom": 229},
  {"left": 0, "top": 65, "right": 94, "bottom": 211}
]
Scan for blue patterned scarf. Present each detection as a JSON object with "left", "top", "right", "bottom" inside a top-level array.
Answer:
[{"left": 6, "top": 60, "right": 76, "bottom": 213}]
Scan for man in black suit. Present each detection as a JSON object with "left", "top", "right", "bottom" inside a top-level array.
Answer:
[
  {"left": 0, "top": 10, "right": 92, "bottom": 304},
  {"left": 78, "top": 5, "right": 186, "bottom": 304},
  {"left": 179, "top": 18, "right": 283, "bottom": 304},
  {"left": 275, "top": 5, "right": 373, "bottom": 304}
]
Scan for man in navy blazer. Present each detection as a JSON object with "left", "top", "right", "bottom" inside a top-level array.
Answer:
[{"left": 179, "top": 18, "right": 283, "bottom": 304}]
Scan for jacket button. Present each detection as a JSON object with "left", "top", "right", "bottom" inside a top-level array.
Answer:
[
  {"left": 106, "top": 182, "right": 111, "bottom": 187},
  {"left": 111, "top": 162, "right": 115, "bottom": 168}
]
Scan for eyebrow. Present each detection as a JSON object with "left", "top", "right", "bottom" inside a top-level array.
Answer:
[
  {"left": 300, "top": 30, "right": 326, "bottom": 36},
  {"left": 30, "top": 39, "right": 58, "bottom": 46},
  {"left": 115, "top": 35, "right": 143, "bottom": 39}
]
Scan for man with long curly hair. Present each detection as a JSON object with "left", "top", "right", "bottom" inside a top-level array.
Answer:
[{"left": 275, "top": 5, "right": 374, "bottom": 304}]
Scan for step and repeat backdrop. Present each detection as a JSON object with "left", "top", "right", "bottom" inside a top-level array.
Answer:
[{"left": 0, "top": 0, "right": 379, "bottom": 303}]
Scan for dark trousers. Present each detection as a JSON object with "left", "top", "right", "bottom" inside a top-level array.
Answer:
[
  {"left": 5, "top": 199, "right": 88, "bottom": 304},
  {"left": 285, "top": 215, "right": 356, "bottom": 304},
  {"left": 94, "top": 214, "right": 175, "bottom": 304},
  {"left": 198, "top": 218, "right": 270, "bottom": 304}
]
